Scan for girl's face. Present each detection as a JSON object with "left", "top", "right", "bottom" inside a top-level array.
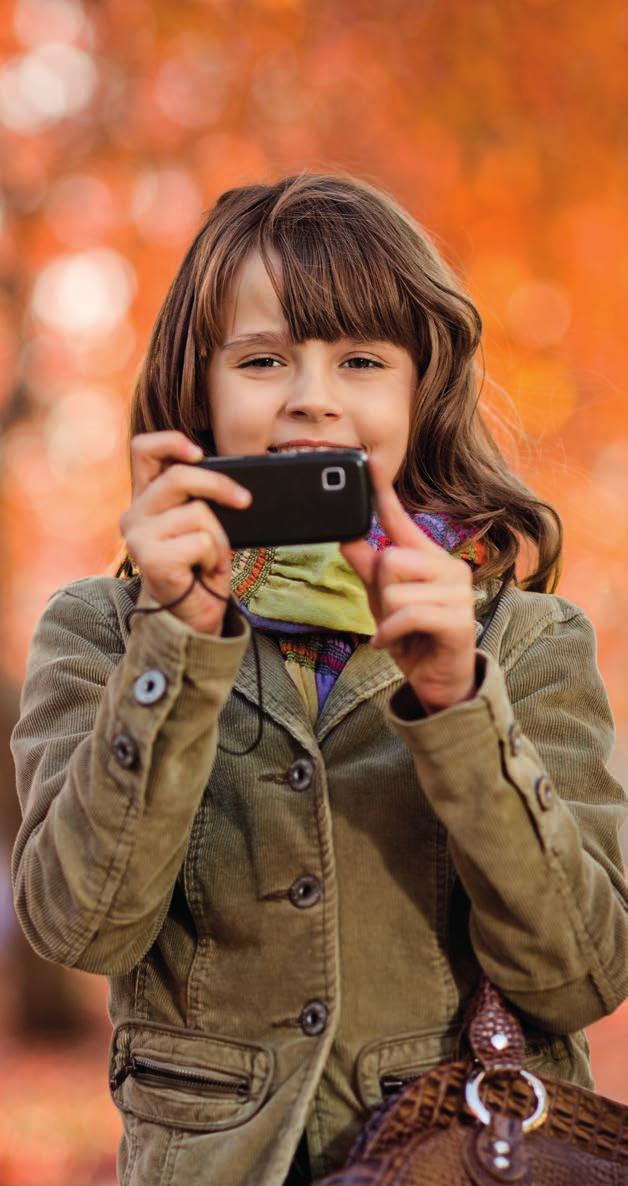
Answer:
[{"left": 206, "top": 250, "right": 418, "bottom": 485}]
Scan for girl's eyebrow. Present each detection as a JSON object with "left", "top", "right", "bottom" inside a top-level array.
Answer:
[
  {"left": 221, "top": 332, "right": 392, "bottom": 352},
  {"left": 221, "top": 332, "right": 291, "bottom": 351}
]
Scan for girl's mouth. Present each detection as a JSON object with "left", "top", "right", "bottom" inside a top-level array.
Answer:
[{"left": 267, "top": 442, "right": 364, "bottom": 453}]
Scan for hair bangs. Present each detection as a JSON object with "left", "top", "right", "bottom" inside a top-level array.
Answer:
[{"left": 257, "top": 204, "right": 419, "bottom": 359}]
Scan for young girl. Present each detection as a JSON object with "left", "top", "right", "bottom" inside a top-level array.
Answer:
[{"left": 10, "top": 172, "right": 627, "bottom": 1186}]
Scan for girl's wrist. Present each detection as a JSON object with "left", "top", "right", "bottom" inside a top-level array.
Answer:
[
  {"left": 409, "top": 655, "right": 483, "bottom": 716},
  {"left": 418, "top": 679, "right": 477, "bottom": 716}
]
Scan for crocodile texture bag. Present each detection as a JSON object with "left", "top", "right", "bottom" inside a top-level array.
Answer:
[{"left": 319, "top": 980, "right": 628, "bottom": 1185}]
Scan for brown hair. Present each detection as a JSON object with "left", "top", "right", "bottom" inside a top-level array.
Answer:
[{"left": 114, "top": 169, "right": 562, "bottom": 614}]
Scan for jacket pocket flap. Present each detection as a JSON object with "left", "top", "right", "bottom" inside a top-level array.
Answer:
[
  {"left": 356, "top": 1028, "right": 458, "bottom": 1109},
  {"left": 109, "top": 1021, "right": 274, "bottom": 1131}
]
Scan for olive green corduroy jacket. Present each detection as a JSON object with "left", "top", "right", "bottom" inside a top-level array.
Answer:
[{"left": 10, "top": 575, "right": 628, "bottom": 1185}]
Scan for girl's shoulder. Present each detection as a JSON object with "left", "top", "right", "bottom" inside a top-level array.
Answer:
[
  {"left": 477, "top": 581, "right": 597, "bottom": 671},
  {"left": 38, "top": 573, "right": 142, "bottom": 652}
]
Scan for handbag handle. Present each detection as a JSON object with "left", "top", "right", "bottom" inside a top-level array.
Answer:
[
  {"left": 466, "top": 978, "right": 526, "bottom": 1073},
  {"left": 463, "top": 978, "right": 549, "bottom": 1137}
]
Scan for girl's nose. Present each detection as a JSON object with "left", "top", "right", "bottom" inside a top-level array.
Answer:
[{"left": 282, "top": 374, "right": 343, "bottom": 420}]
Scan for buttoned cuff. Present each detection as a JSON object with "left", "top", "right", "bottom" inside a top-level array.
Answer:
[
  {"left": 388, "top": 651, "right": 515, "bottom": 753},
  {"left": 128, "top": 596, "right": 251, "bottom": 687},
  {"left": 390, "top": 653, "right": 487, "bottom": 722},
  {"left": 385, "top": 650, "right": 558, "bottom": 846}
]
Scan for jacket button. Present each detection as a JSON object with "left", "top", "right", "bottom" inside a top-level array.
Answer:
[
  {"left": 535, "top": 775, "right": 554, "bottom": 809},
  {"left": 112, "top": 732, "right": 139, "bottom": 769},
  {"left": 287, "top": 757, "right": 315, "bottom": 792},
  {"left": 300, "top": 1000, "right": 328, "bottom": 1036},
  {"left": 508, "top": 722, "right": 523, "bottom": 756},
  {"left": 133, "top": 669, "right": 168, "bottom": 705},
  {"left": 289, "top": 875, "right": 322, "bottom": 909}
]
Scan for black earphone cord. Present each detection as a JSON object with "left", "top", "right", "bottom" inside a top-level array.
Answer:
[{"left": 126, "top": 564, "right": 263, "bottom": 757}]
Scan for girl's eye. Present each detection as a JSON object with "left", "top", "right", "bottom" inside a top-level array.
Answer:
[
  {"left": 239, "top": 357, "right": 282, "bottom": 368},
  {"left": 343, "top": 356, "right": 383, "bottom": 368},
  {"left": 239, "top": 355, "right": 383, "bottom": 369}
]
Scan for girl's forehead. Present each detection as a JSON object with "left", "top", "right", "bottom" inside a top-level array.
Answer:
[{"left": 221, "top": 249, "right": 285, "bottom": 337}]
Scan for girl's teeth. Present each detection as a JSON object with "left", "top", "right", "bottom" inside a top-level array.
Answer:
[{"left": 270, "top": 446, "right": 340, "bottom": 452}]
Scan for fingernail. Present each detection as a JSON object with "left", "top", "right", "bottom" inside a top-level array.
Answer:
[
  {"left": 188, "top": 444, "right": 203, "bottom": 459},
  {"left": 236, "top": 488, "right": 251, "bottom": 504}
]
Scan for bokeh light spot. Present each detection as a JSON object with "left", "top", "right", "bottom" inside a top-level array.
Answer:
[
  {"left": 251, "top": 50, "right": 310, "bottom": 123},
  {"left": 506, "top": 280, "right": 572, "bottom": 348},
  {"left": 155, "top": 51, "right": 229, "bottom": 128},
  {"left": 14, "top": 0, "right": 88, "bottom": 47},
  {"left": 471, "top": 253, "right": 530, "bottom": 321},
  {"left": 31, "top": 249, "right": 136, "bottom": 338},
  {"left": 592, "top": 439, "right": 628, "bottom": 508},
  {"left": 131, "top": 168, "right": 203, "bottom": 243},
  {"left": 46, "top": 175, "right": 119, "bottom": 246},
  {"left": 46, "top": 387, "right": 125, "bottom": 477},
  {"left": 0, "top": 43, "right": 97, "bottom": 133}
]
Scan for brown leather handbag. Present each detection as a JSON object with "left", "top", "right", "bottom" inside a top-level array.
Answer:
[{"left": 319, "top": 980, "right": 628, "bottom": 1185}]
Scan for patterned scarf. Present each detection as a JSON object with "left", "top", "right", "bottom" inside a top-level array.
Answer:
[{"left": 230, "top": 510, "right": 487, "bottom": 722}]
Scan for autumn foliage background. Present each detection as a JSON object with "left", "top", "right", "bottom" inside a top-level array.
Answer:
[{"left": 0, "top": 0, "right": 627, "bottom": 1182}]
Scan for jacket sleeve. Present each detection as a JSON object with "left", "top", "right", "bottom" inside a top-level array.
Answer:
[
  {"left": 11, "top": 586, "right": 250, "bottom": 976},
  {"left": 385, "top": 601, "right": 628, "bottom": 1032}
]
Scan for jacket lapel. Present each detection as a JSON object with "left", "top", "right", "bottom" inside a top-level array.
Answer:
[
  {"left": 233, "top": 586, "right": 491, "bottom": 744},
  {"left": 233, "top": 631, "right": 319, "bottom": 752}
]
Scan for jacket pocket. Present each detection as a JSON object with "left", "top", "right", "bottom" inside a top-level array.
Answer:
[
  {"left": 522, "top": 1030, "right": 593, "bottom": 1088},
  {"left": 357, "top": 1029, "right": 592, "bottom": 1110},
  {"left": 356, "top": 1028, "right": 459, "bottom": 1109},
  {"left": 109, "top": 1021, "right": 274, "bottom": 1131}
]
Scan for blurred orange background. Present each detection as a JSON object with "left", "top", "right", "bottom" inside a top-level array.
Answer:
[{"left": 0, "top": 0, "right": 626, "bottom": 1182}]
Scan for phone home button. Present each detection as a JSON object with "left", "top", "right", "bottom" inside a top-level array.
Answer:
[{"left": 322, "top": 466, "right": 346, "bottom": 491}]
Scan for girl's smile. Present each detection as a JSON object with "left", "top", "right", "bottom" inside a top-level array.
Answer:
[{"left": 207, "top": 248, "right": 418, "bottom": 485}]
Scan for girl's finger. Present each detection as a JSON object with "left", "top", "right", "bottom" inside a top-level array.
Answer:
[
  {"left": 138, "top": 532, "right": 229, "bottom": 583},
  {"left": 375, "top": 547, "right": 454, "bottom": 586},
  {"left": 372, "top": 604, "right": 474, "bottom": 648},
  {"left": 369, "top": 456, "right": 441, "bottom": 553},
  {"left": 381, "top": 582, "right": 473, "bottom": 614},
  {"left": 131, "top": 431, "right": 202, "bottom": 497},
  {"left": 143, "top": 500, "right": 230, "bottom": 551},
  {"left": 139, "top": 462, "right": 251, "bottom": 516}
]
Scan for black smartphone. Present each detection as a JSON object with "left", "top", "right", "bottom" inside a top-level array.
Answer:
[{"left": 196, "top": 448, "right": 372, "bottom": 547}]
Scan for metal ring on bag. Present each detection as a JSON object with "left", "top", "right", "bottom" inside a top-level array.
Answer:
[{"left": 465, "top": 1069, "right": 549, "bottom": 1133}]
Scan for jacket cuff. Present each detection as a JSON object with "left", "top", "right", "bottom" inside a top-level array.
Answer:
[
  {"left": 388, "top": 651, "right": 513, "bottom": 752},
  {"left": 128, "top": 596, "right": 251, "bottom": 687},
  {"left": 385, "top": 651, "right": 556, "bottom": 844},
  {"left": 390, "top": 653, "right": 487, "bottom": 724}
]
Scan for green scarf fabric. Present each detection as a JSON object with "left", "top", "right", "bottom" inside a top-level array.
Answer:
[{"left": 230, "top": 542, "right": 376, "bottom": 635}]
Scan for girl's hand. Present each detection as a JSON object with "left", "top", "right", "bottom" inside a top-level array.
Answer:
[
  {"left": 340, "top": 458, "right": 478, "bottom": 713},
  {"left": 119, "top": 431, "right": 251, "bottom": 636}
]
